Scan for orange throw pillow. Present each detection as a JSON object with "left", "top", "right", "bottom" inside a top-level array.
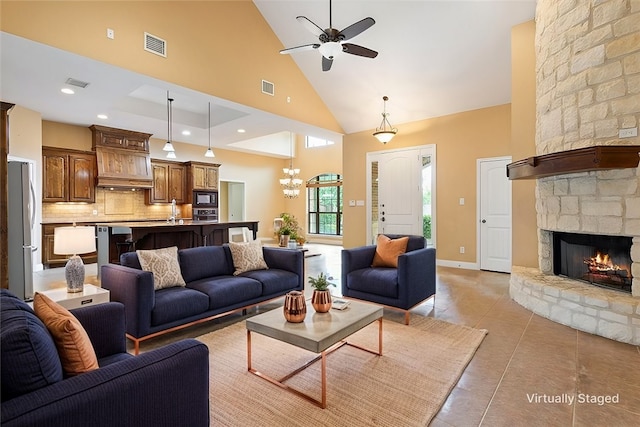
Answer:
[
  {"left": 371, "top": 235, "right": 409, "bottom": 268},
  {"left": 33, "top": 292, "right": 99, "bottom": 376}
]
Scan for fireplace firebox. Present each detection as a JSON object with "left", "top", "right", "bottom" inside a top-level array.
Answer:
[{"left": 553, "top": 232, "right": 633, "bottom": 293}]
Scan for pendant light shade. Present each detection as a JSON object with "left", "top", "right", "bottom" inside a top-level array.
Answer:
[
  {"left": 204, "top": 102, "right": 215, "bottom": 158},
  {"left": 373, "top": 96, "right": 397, "bottom": 144},
  {"left": 163, "top": 92, "right": 176, "bottom": 153}
]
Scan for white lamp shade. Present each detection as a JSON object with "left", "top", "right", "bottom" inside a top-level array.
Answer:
[{"left": 54, "top": 226, "right": 96, "bottom": 255}]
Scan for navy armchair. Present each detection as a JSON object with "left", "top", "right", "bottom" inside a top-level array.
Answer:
[
  {"left": 1, "top": 290, "right": 210, "bottom": 427},
  {"left": 341, "top": 234, "right": 436, "bottom": 324}
]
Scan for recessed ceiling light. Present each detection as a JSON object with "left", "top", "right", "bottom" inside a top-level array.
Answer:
[
  {"left": 97, "top": 114, "right": 108, "bottom": 119},
  {"left": 237, "top": 129, "right": 246, "bottom": 133},
  {"left": 61, "top": 88, "right": 74, "bottom": 95},
  {"left": 181, "top": 130, "right": 191, "bottom": 136}
]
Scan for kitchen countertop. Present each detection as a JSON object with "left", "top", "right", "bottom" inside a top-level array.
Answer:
[{"left": 94, "top": 220, "right": 258, "bottom": 227}]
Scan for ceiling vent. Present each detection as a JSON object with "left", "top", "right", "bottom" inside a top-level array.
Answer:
[
  {"left": 262, "top": 80, "right": 275, "bottom": 96},
  {"left": 65, "top": 78, "right": 90, "bottom": 88},
  {"left": 144, "top": 32, "right": 166, "bottom": 57}
]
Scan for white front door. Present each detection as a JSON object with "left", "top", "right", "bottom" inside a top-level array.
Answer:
[
  {"left": 478, "top": 157, "right": 512, "bottom": 273},
  {"left": 368, "top": 147, "right": 433, "bottom": 243}
]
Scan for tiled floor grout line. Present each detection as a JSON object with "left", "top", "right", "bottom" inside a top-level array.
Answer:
[{"left": 477, "top": 310, "right": 534, "bottom": 427}]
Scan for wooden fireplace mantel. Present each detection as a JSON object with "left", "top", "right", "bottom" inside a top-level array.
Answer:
[{"left": 506, "top": 145, "right": 640, "bottom": 180}]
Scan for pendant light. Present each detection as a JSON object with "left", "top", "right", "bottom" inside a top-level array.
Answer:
[
  {"left": 204, "top": 102, "right": 215, "bottom": 158},
  {"left": 373, "top": 96, "right": 397, "bottom": 144},
  {"left": 279, "top": 132, "right": 302, "bottom": 199},
  {"left": 163, "top": 91, "right": 176, "bottom": 157}
]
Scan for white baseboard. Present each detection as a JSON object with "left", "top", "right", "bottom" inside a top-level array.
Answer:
[{"left": 436, "top": 259, "right": 479, "bottom": 270}]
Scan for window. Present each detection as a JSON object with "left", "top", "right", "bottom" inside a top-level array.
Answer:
[
  {"left": 307, "top": 174, "right": 342, "bottom": 235},
  {"left": 305, "top": 136, "right": 335, "bottom": 148}
]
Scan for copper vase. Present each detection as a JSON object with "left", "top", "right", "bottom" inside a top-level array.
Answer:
[
  {"left": 283, "top": 291, "right": 306, "bottom": 322},
  {"left": 312, "top": 290, "right": 332, "bottom": 313}
]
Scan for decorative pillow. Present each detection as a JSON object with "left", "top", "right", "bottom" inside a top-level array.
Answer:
[
  {"left": 136, "top": 246, "right": 186, "bottom": 290},
  {"left": 1, "top": 290, "right": 63, "bottom": 401},
  {"left": 33, "top": 292, "right": 99, "bottom": 377},
  {"left": 371, "top": 234, "right": 409, "bottom": 268},
  {"left": 229, "top": 240, "right": 268, "bottom": 276}
]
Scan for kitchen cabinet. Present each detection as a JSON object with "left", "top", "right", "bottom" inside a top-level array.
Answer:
[
  {"left": 42, "top": 147, "right": 96, "bottom": 203},
  {"left": 187, "top": 161, "right": 220, "bottom": 192},
  {"left": 146, "top": 160, "right": 187, "bottom": 204},
  {"left": 42, "top": 223, "right": 97, "bottom": 268}
]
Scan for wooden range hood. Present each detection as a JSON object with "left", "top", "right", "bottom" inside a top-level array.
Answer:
[
  {"left": 90, "top": 125, "right": 154, "bottom": 189},
  {"left": 507, "top": 145, "right": 640, "bottom": 180}
]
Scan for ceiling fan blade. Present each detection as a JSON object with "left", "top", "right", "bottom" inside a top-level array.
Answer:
[
  {"left": 342, "top": 43, "right": 378, "bottom": 58},
  {"left": 338, "top": 17, "right": 375, "bottom": 41},
  {"left": 322, "top": 56, "right": 333, "bottom": 72},
  {"left": 296, "top": 16, "right": 326, "bottom": 38},
  {"left": 280, "top": 43, "right": 320, "bottom": 55}
]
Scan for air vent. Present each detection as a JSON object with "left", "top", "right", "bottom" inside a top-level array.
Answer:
[
  {"left": 65, "top": 78, "right": 90, "bottom": 88},
  {"left": 262, "top": 80, "right": 275, "bottom": 96},
  {"left": 144, "top": 32, "right": 166, "bottom": 57}
]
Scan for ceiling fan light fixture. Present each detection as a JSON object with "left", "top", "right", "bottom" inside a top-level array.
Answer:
[
  {"left": 318, "top": 41, "right": 342, "bottom": 59},
  {"left": 373, "top": 96, "right": 397, "bottom": 144}
]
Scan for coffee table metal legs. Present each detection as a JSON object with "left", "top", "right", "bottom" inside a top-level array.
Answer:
[{"left": 247, "top": 318, "right": 383, "bottom": 409}]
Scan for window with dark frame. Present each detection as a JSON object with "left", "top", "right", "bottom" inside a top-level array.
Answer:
[{"left": 307, "top": 174, "right": 342, "bottom": 236}]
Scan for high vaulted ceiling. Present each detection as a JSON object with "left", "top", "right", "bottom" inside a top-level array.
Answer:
[{"left": 0, "top": 1, "right": 536, "bottom": 157}]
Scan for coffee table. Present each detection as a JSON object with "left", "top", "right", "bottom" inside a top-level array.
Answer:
[{"left": 246, "top": 300, "right": 383, "bottom": 408}]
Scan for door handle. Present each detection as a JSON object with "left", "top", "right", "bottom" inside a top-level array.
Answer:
[
  {"left": 481, "top": 219, "right": 486, "bottom": 223},
  {"left": 381, "top": 217, "right": 385, "bottom": 222}
]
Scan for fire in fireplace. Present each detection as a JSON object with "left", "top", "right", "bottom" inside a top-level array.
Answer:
[{"left": 553, "top": 232, "right": 633, "bottom": 293}]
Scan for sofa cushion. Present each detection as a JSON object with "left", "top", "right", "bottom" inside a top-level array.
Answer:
[
  {"left": 179, "top": 246, "right": 233, "bottom": 283},
  {"left": 346, "top": 268, "right": 399, "bottom": 298},
  {"left": 372, "top": 235, "right": 409, "bottom": 268},
  {"left": 137, "top": 246, "right": 187, "bottom": 290},
  {"left": 33, "top": 293, "right": 99, "bottom": 377},
  {"left": 0, "top": 290, "right": 63, "bottom": 401},
  {"left": 188, "top": 276, "right": 262, "bottom": 310},
  {"left": 151, "top": 287, "right": 210, "bottom": 326},
  {"left": 228, "top": 241, "right": 268, "bottom": 275},
  {"left": 240, "top": 269, "right": 300, "bottom": 296},
  {"left": 120, "top": 251, "right": 142, "bottom": 269}
]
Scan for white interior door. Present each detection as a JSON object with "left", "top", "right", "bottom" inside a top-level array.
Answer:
[
  {"left": 478, "top": 157, "right": 512, "bottom": 273},
  {"left": 227, "top": 181, "right": 245, "bottom": 221},
  {"left": 370, "top": 149, "right": 423, "bottom": 239}
]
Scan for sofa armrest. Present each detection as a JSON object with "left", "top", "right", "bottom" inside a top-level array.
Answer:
[
  {"left": 71, "top": 302, "right": 126, "bottom": 358},
  {"left": 100, "top": 264, "right": 155, "bottom": 338},
  {"left": 341, "top": 245, "right": 376, "bottom": 284},
  {"left": 397, "top": 247, "right": 436, "bottom": 306},
  {"left": 263, "top": 247, "right": 304, "bottom": 287},
  {"left": 1, "top": 339, "right": 210, "bottom": 427}
]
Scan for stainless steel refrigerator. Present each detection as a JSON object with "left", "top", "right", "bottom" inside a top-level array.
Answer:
[{"left": 8, "top": 161, "right": 36, "bottom": 301}]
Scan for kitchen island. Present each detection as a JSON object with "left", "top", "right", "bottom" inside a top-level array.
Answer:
[{"left": 96, "top": 220, "right": 259, "bottom": 276}]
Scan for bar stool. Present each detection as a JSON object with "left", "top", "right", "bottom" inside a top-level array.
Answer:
[{"left": 115, "top": 238, "right": 135, "bottom": 262}]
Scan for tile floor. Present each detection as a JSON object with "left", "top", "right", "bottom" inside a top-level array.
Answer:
[{"left": 34, "top": 244, "right": 640, "bottom": 426}]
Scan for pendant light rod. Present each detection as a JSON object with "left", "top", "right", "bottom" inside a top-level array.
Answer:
[
  {"left": 163, "top": 90, "right": 176, "bottom": 153},
  {"left": 205, "top": 102, "right": 215, "bottom": 157}
]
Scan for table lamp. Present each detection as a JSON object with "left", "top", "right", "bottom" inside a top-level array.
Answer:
[{"left": 53, "top": 226, "right": 96, "bottom": 293}]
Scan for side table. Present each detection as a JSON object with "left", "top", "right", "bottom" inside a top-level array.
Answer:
[{"left": 33, "top": 284, "right": 110, "bottom": 310}]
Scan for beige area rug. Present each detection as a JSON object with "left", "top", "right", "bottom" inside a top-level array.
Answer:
[{"left": 197, "top": 316, "right": 488, "bottom": 426}]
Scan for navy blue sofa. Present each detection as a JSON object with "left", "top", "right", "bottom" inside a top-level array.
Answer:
[
  {"left": 341, "top": 234, "right": 436, "bottom": 324},
  {"left": 101, "top": 244, "right": 304, "bottom": 353},
  {"left": 0, "top": 289, "right": 209, "bottom": 427}
]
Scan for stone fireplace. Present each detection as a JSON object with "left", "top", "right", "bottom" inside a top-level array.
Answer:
[{"left": 509, "top": 0, "right": 640, "bottom": 345}]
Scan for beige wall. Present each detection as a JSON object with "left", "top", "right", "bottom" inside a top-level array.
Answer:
[
  {"left": 511, "top": 21, "right": 538, "bottom": 268},
  {"left": 0, "top": 0, "right": 342, "bottom": 134},
  {"left": 342, "top": 104, "right": 512, "bottom": 263}
]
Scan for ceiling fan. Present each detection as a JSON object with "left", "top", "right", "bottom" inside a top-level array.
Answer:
[{"left": 279, "top": 0, "right": 378, "bottom": 72}]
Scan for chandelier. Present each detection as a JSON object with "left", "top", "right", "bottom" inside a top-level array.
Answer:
[
  {"left": 372, "top": 95, "right": 397, "bottom": 144},
  {"left": 280, "top": 133, "right": 302, "bottom": 198}
]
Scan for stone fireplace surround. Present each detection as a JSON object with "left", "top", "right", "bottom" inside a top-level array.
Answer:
[{"left": 509, "top": 0, "right": 640, "bottom": 345}]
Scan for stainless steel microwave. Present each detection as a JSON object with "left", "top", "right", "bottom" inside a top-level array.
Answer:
[{"left": 193, "top": 191, "right": 218, "bottom": 208}]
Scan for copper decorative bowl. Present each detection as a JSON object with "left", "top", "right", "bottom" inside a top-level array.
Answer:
[{"left": 283, "top": 291, "right": 306, "bottom": 323}]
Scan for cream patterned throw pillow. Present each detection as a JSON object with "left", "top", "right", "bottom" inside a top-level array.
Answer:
[
  {"left": 136, "top": 246, "right": 186, "bottom": 290},
  {"left": 229, "top": 240, "right": 268, "bottom": 275}
]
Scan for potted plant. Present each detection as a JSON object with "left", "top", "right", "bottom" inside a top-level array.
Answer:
[
  {"left": 279, "top": 227, "right": 291, "bottom": 247},
  {"left": 308, "top": 273, "right": 336, "bottom": 313}
]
